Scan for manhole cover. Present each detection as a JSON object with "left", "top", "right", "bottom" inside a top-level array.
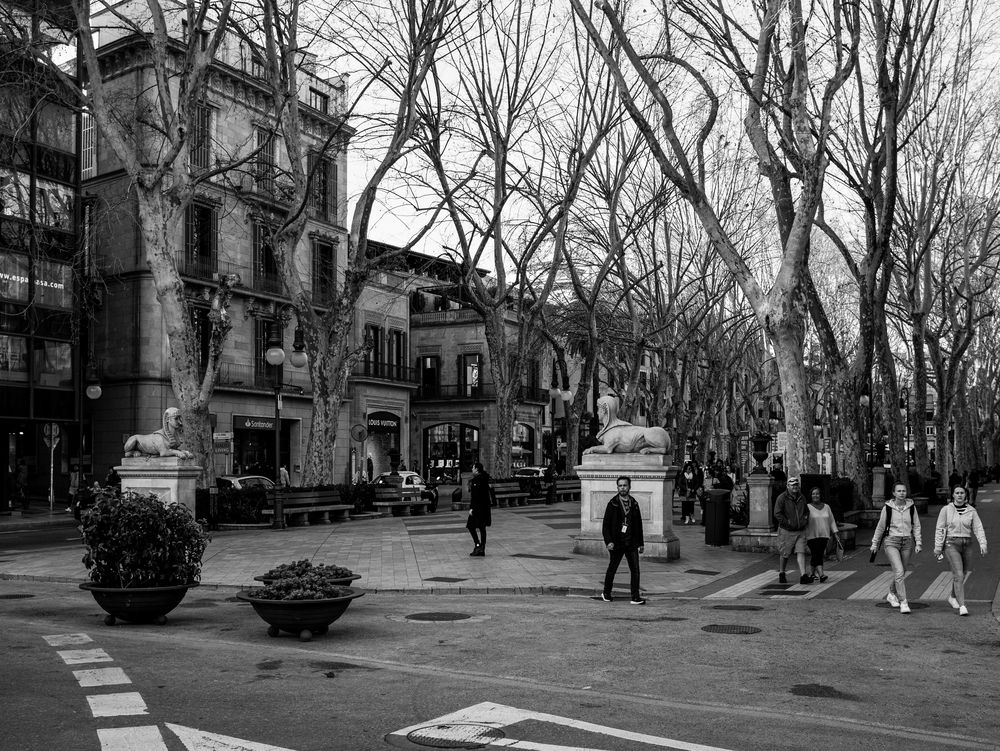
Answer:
[
  {"left": 405, "top": 612, "right": 473, "bottom": 622},
  {"left": 702, "top": 624, "right": 762, "bottom": 635},
  {"left": 0, "top": 594, "right": 34, "bottom": 600},
  {"left": 790, "top": 683, "right": 858, "bottom": 700},
  {"left": 406, "top": 723, "right": 505, "bottom": 748},
  {"left": 711, "top": 605, "right": 763, "bottom": 611}
]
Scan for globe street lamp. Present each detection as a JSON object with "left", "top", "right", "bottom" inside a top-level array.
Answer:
[{"left": 265, "top": 322, "right": 307, "bottom": 528}]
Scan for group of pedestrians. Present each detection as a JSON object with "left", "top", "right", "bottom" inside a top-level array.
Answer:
[
  {"left": 773, "top": 476, "right": 841, "bottom": 585},
  {"left": 677, "top": 460, "right": 735, "bottom": 525}
]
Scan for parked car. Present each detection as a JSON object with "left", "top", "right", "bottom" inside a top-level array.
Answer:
[
  {"left": 513, "top": 466, "right": 552, "bottom": 495},
  {"left": 216, "top": 475, "right": 275, "bottom": 490},
  {"left": 373, "top": 471, "right": 439, "bottom": 510},
  {"left": 513, "top": 466, "right": 549, "bottom": 480}
]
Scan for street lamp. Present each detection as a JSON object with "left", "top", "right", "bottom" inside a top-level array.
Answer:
[{"left": 265, "top": 321, "right": 307, "bottom": 528}]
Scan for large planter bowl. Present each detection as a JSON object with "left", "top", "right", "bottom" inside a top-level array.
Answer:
[
  {"left": 253, "top": 573, "right": 361, "bottom": 587},
  {"left": 80, "top": 582, "right": 199, "bottom": 626},
  {"left": 236, "top": 588, "right": 364, "bottom": 641}
]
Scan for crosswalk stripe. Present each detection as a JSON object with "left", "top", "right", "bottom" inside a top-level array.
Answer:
[
  {"left": 97, "top": 726, "right": 167, "bottom": 751},
  {"left": 774, "top": 570, "right": 854, "bottom": 599},
  {"left": 87, "top": 692, "right": 149, "bottom": 717},
  {"left": 43, "top": 633, "right": 93, "bottom": 647},
  {"left": 73, "top": 667, "right": 132, "bottom": 687},
  {"left": 846, "top": 570, "right": 909, "bottom": 600},
  {"left": 705, "top": 571, "right": 775, "bottom": 598},
  {"left": 917, "top": 571, "right": 969, "bottom": 601},
  {"left": 57, "top": 648, "right": 113, "bottom": 665}
]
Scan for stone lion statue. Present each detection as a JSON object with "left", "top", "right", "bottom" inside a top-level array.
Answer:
[
  {"left": 583, "top": 395, "right": 671, "bottom": 455},
  {"left": 123, "top": 407, "right": 194, "bottom": 459}
]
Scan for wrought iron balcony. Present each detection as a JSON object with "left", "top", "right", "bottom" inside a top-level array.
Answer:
[
  {"left": 415, "top": 382, "right": 549, "bottom": 403},
  {"left": 350, "top": 361, "right": 418, "bottom": 385}
]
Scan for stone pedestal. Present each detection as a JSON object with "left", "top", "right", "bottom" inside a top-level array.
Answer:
[
  {"left": 872, "top": 466, "right": 888, "bottom": 505},
  {"left": 572, "top": 454, "right": 679, "bottom": 561},
  {"left": 730, "top": 472, "right": 778, "bottom": 552},
  {"left": 117, "top": 457, "right": 202, "bottom": 515}
]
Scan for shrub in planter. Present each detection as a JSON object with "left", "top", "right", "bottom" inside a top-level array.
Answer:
[
  {"left": 256, "top": 559, "right": 357, "bottom": 584},
  {"left": 81, "top": 490, "right": 210, "bottom": 588}
]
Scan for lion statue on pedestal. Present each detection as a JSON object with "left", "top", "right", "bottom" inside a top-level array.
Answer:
[
  {"left": 583, "top": 395, "right": 671, "bottom": 455},
  {"left": 123, "top": 407, "right": 195, "bottom": 459}
]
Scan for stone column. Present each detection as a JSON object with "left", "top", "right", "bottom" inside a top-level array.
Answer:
[
  {"left": 573, "top": 454, "right": 679, "bottom": 561},
  {"left": 117, "top": 457, "right": 202, "bottom": 516},
  {"left": 730, "top": 472, "right": 778, "bottom": 552}
]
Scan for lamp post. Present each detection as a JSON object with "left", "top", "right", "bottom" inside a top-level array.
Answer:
[
  {"left": 265, "top": 321, "right": 307, "bottom": 529},
  {"left": 859, "top": 388, "right": 873, "bottom": 467}
]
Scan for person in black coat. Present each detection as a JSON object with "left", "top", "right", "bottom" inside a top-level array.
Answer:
[
  {"left": 467, "top": 462, "right": 493, "bottom": 557},
  {"left": 600, "top": 476, "right": 645, "bottom": 604}
]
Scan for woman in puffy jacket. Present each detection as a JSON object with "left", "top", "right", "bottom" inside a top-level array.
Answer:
[{"left": 934, "top": 485, "right": 988, "bottom": 616}]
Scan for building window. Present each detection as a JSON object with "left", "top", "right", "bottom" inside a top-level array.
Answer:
[
  {"left": 525, "top": 358, "right": 539, "bottom": 393},
  {"left": 190, "top": 102, "right": 212, "bottom": 170},
  {"left": 311, "top": 239, "right": 335, "bottom": 306},
  {"left": 308, "top": 153, "right": 335, "bottom": 221},
  {"left": 388, "top": 329, "right": 406, "bottom": 379},
  {"left": 419, "top": 355, "right": 439, "bottom": 396},
  {"left": 184, "top": 202, "right": 217, "bottom": 277},
  {"left": 190, "top": 306, "right": 211, "bottom": 374},
  {"left": 81, "top": 112, "right": 97, "bottom": 179},
  {"left": 255, "top": 127, "right": 275, "bottom": 194},
  {"left": 34, "top": 259, "right": 73, "bottom": 309},
  {"left": 0, "top": 254, "right": 29, "bottom": 302},
  {"left": 253, "top": 223, "right": 281, "bottom": 294},
  {"left": 308, "top": 88, "right": 329, "bottom": 114},
  {"left": 459, "top": 353, "right": 480, "bottom": 397},
  {"left": 365, "top": 323, "right": 383, "bottom": 376},
  {"left": 0, "top": 334, "right": 29, "bottom": 382},
  {"left": 254, "top": 318, "right": 282, "bottom": 386}
]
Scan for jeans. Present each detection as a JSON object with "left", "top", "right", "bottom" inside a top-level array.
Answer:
[
  {"left": 883, "top": 536, "right": 914, "bottom": 602},
  {"left": 943, "top": 537, "right": 973, "bottom": 606},
  {"left": 604, "top": 546, "right": 641, "bottom": 600}
]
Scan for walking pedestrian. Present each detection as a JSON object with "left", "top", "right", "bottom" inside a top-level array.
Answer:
[
  {"left": 279, "top": 465, "right": 291, "bottom": 488},
  {"left": 774, "top": 476, "right": 810, "bottom": 584},
  {"left": 933, "top": 485, "right": 988, "bottom": 616},
  {"left": 870, "top": 483, "right": 921, "bottom": 614},
  {"left": 466, "top": 462, "right": 493, "bottom": 557},
  {"left": 805, "top": 487, "right": 839, "bottom": 583},
  {"left": 967, "top": 468, "right": 980, "bottom": 507},
  {"left": 679, "top": 461, "right": 697, "bottom": 524},
  {"left": 15, "top": 460, "right": 29, "bottom": 510},
  {"left": 601, "top": 476, "right": 645, "bottom": 604},
  {"left": 67, "top": 464, "right": 80, "bottom": 514}
]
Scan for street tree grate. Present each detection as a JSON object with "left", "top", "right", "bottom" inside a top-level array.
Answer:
[
  {"left": 711, "top": 604, "right": 763, "bottom": 611},
  {"left": 702, "top": 624, "right": 762, "bottom": 635},
  {"left": 0, "top": 594, "right": 34, "bottom": 599},
  {"left": 407, "top": 723, "right": 505, "bottom": 748},
  {"left": 405, "top": 612, "right": 473, "bottom": 622}
]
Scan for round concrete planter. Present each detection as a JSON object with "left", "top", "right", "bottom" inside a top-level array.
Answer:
[
  {"left": 80, "top": 582, "right": 199, "bottom": 626},
  {"left": 236, "top": 588, "right": 364, "bottom": 642}
]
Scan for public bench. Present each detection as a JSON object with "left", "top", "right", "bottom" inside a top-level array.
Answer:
[
  {"left": 492, "top": 480, "right": 529, "bottom": 507},
  {"left": 373, "top": 486, "right": 430, "bottom": 516},
  {"left": 262, "top": 488, "right": 353, "bottom": 526},
  {"left": 555, "top": 477, "right": 581, "bottom": 503}
]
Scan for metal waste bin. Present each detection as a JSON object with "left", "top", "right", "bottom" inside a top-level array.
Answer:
[{"left": 704, "top": 489, "right": 731, "bottom": 546}]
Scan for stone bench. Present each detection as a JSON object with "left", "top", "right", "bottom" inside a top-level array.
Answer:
[
  {"left": 555, "top": 478, "right": 581, "bottom": 503},
  {"left": 492, "top": 481, "right": 529, "bottom": 508},
  {"left": 373, "top": 487, "right": 429, "bottom": 516},
  {"left": 262, "top": 489, "right": 352, "bottom": 526}
]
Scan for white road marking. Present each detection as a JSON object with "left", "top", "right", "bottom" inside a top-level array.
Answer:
[
  {"left": 57, "top": 648, "right": 113, "bottom": 664},
  {"left": 166, "top": 723, "right": 300, "bottom": 750},
  {"left": 704, "top": 571, "right": 775, "bottom": 598},
  {"left": 43, "top": 633, "right": 93, "bottom": 647},
  {"left": 87, "top": 692, "right": 149, "bottom": 717},
  {"left": 74, "top": 667, "right": 132, "bottom": 687},
  {"left": 770, "top": 570, "right": 854, "bottom": 599},
  {"left": 918, "top": 572, "right": 969, "bottom": 601},
  {"left": 391, "top": 701, "right": 735, "bottom": 750},
  {"left": 97, "top": 726, "right": 168, "bottom": 751},
  {"left": 846, "top": 571, "right": 910, "bottom": 600}
]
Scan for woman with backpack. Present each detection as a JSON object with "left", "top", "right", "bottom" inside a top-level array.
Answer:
[
  {"left": 934, "top": 485, "right": 988, "bottom": 616},
  {"left": 870, "top": 483, "right": 922, "bottom": 614}
]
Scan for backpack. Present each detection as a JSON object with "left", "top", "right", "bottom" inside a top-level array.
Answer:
[{"left": 880, "top": 504, "right": 915, "bottom": 541}]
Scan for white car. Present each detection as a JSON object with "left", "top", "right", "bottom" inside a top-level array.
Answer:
[
  {"left": 216, "top": 475, "right": 275, "bottom": 490},
  {"left": 373, "top": 471, "right": 439, "bottom": 509}
]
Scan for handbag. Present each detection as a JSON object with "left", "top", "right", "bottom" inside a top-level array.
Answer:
[{"left": 834, "top": 536, "right": 845, "bottom": 562}]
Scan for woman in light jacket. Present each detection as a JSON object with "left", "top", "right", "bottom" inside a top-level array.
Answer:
[
  {"left": 870, "top": 483, "right": 922, "bottom": 614},
  {"left": 934, "top": 485, "right": 988, "bottom": 616}
]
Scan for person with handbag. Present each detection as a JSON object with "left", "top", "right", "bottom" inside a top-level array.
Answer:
[
  {"left": 933, "top": 485, "right": 988, "bottom": 616},
  {"left": 600, "top": 476, "right": 645, "bottom": 605},
  {"left": 870, "top": 482, "right": 922, "bottom": 614},
  {"left": 466, "top": 462, "right": 493, "bottom": 557},
  {"left": 805, "top": 487, "right": 839, "bottom": 583}
]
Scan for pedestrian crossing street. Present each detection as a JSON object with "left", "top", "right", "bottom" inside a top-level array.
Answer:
[{"left": 705, "top": 568, "right": 973, "bottom": 601}]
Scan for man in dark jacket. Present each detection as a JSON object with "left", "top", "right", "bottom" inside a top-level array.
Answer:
[
  {"left": 601, "top": 476, "right": 645, "bottom": 604},
  {"left": 773, "top": 476, "right": 810, "bottom": 584}
]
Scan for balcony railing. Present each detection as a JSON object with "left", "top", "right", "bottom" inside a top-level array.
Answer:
[
  {"left": 351, "top": 361, "right": 418, "bottom": 385},
  {"left": 415, "top": 383, "right": 549, "bottom": 403},
  {"left": 175, "top": 254, "right": 241, "bottom": 281},
  {"left": 251, "top": 270, "right": 284, "bottom": 295},
  {"left": 217, "top": 361, "right": 312, "bottom": 394}
]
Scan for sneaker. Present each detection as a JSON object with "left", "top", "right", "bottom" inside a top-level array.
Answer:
[
  {"left": 778, "top": 572, "right": 787, "bottom": 584},
  {"left": 948, "top": 596, "right": 960, "bottom": 610},
  {"left": 886, "top": 592, "right": 900, "bottom": 608},
  {"left": 799, "top": 574, "right": 812, "bottom": 585},
  {"left": 819, "top": 575, "right": 828, "bottom": 583},
  {"left": 630, "top": 597, "right": 646, "bottom": 605},
  {"left": 899, "top": 601, "right": 911, "bottom": 614},
  {"left": 958, "top": 605, "right": 969, "bottom": 616},
  {"left": 600, "top": 593, "right": 613, "bottom": 602},
  {"left": 470, "top": 549, "right": 485, "bottom": 557}
]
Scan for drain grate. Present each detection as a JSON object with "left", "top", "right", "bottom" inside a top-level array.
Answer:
[
  {"left": 0, "top": 594, "right": 34, "bottom": 600},
  {"left": 407, "top": 723, "right": 505, "bottom": 748},
  {"left": 424, "top": 577, "right": 468, "bottom": 583},
  {"left": 405, "top": 612, "right": 473, "bottom": 622},
  {"left": 711, "top": 604, "right": 763, "bottom": 611},
  {"left": 702, "top": 624, "right": 762, "bottom": 635},
  {"left": 510, "top": 553, "right": 571, "bottom": 561},
  {"left": 685, "top": 569, "right": 720, "bottom": 576}
]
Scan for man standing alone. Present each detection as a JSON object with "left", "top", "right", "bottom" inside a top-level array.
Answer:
[
  {"left": 601, "top": 476, "right": 645, "bottom": 604},
  {"left": 774, "top": 476, "right": 810, "bottom": 584}
]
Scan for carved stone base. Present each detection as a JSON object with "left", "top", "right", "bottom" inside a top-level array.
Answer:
[
  {"left": 572, "top": 454, "right": 680, "bottom": 561},
  {"left": 117, "top": 457, "right": 202, "bottom": 516}
]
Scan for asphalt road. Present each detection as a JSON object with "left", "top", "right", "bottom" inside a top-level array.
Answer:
[{"left": 3, "top": 580, "right": 999, "bottom": 751}]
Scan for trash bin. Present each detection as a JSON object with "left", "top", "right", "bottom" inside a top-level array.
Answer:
[{"left": 704, "top": 489, "right": 731, "bottom": 546}]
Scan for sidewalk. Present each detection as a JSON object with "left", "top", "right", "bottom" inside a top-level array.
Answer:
[{"left": 0, "top": 500, "right": 771, "bottom": 596}]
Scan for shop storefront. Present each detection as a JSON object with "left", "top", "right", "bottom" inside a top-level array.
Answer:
[
  {"left": 362, "top": 410, "right": 401, "bottom": 479},
  {"left": 423, "top": 422, "right": 479, "bottom": 483},
  {"left": 232, "top": 414, "right": 291, "bottom": 480}
]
